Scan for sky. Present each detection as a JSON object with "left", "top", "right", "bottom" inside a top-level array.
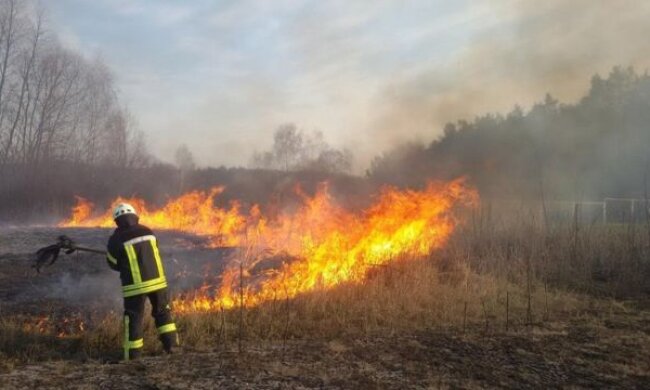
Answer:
[{"left": 44, "top": 0, "right": 650, "bottom": 170}]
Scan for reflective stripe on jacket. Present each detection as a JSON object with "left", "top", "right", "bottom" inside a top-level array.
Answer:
[{"left": 107, "top": 220, "right": 167, "bottom": 297}]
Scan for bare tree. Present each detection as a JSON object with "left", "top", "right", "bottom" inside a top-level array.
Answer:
[
  {"left": 271, "top": 123, "right": 303, "bottom": 171},
  {"left": 175, "top": 144, "right": 195, "bottom": 172},
  {"left": 0, "top": 0, "right": 28, "bottom": 167},
  {"left": 250, "top": 123, "right": 352, "bottom": 173},
  {"left": 1, "top": 7, "right": 42, "bottom": 167},
  {"left": 175, "top": 144, "right": 195, "bottom": 191}
]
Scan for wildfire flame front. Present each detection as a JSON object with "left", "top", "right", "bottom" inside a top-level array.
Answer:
[{"left": 60, "top": 179, "right": 478, "bottom": 311}]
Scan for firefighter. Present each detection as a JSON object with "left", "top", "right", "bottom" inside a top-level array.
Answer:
[{"left": 106, "top": 203, "right": 179, "bottom": 361}]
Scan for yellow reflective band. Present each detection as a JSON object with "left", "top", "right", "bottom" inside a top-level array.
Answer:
[
  {"left": 122, "top": 279, "right": 167, "bottom": 297},
  {"left": 157, "top": 323, "right": 177, "bottom": 334},
  {"left": 123, "top": 316, "right": 130, "bottom": 361},
  {"left": 124, "top": 235, "right": 155, "bottom": 245},
  {"left": 124, "top": 244, "right": 142, "bottom": 283},
  {"left": 123, "top": 282, "right": 167, "bottom": 297},
  {"left": 122, "top": 276, "right": 167, "bottom": 292},
  {"left": 128, "top": 338, "right": 144, "bottom": 349},
  {"left": 107, "top": 252, "right": 118, "bottom": 265},
  {"left": 151, "top": 239, "right": 165, "bottom": 278}
]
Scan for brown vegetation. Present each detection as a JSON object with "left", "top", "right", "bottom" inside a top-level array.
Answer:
[{"left": 1, "top": 211, "right": 649, "bottom": 387}]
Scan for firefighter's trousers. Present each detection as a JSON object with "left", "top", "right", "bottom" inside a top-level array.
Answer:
[{"left": 123, "top": 288, "right": 179, "bottom": 360}]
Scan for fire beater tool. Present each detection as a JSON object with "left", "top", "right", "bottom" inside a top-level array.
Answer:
[{"left": 34, "top": 235, "right": 106, "bottom": 273}]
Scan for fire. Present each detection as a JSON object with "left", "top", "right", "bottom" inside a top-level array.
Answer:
[
  {"left": 60, "top": 187, "right": 245, "bottom": 246},
  {"left": 60, "top": 179, "right": 477, "bottom": 311},
  {"left": 23, "top": 314, "right": 86, "bottom": 338}
]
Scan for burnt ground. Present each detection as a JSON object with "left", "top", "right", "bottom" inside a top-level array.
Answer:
[
  {"left": 0, "top": 226, "right": 231, "bottom": 316},
  {"left": 1, "top": 227, "right": 649, "bottom": 389}
]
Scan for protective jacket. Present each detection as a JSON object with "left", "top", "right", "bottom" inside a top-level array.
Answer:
[
  {"left": 106, "top": 214, "right": 178, "bottom": 360},
  {"left": 106, "top": 216, "right": 168, "bottom": 297}
]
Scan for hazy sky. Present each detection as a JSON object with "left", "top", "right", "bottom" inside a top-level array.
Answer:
[{"left": 45, "top": 0, "right": 650, "bottom": 170}]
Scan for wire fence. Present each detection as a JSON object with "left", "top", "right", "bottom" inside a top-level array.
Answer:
[
  {"left": 546, "top": 198, "right": 650, "bottom": 224},
  {"left": 468, "top": 197, "right": 650, "bottom": 228}
]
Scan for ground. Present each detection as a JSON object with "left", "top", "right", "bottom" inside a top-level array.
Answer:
[
  {"left": 1, "top": 227, "right": 649, "bottom": 389},
  {"left": 2, "top": 308, "right": 650, "bottom": 389}
]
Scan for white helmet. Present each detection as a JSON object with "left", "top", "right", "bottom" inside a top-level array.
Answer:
[{"left": 113, "top": 203, "right": 137, "bottom": 220}]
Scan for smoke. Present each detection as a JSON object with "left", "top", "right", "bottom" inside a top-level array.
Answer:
[
  {"left": 365, "top": 0, "right": 650, "bottom": 163},
  {"left": 42, "top": 272, "right": 122, "bottom": 307},
  {"left": 36, "top": 0, "right": 650, "bottom": 174},
  {"left": 2, "top": 228, "right": 235, "bottom": 312}
]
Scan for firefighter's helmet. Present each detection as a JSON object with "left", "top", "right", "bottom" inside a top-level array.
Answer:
[{"left": 113, "top": 203, "right": 137, "bottom": 220}]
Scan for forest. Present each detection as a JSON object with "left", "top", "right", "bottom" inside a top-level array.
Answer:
[{"left": 369, "top": 67, "right": 650, "bottom": 201}]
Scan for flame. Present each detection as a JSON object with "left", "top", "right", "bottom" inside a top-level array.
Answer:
[
  {"left": 60, "top": 187, "right": 245, "bottom": 246},
  {"left": 60, "top": 179, "right": 477, "bottom": 311},
  {"left": 23, "top": 314, "right": 86, "bottom": 338}
]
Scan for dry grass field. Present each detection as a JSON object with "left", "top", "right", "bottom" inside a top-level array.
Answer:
[{"left": 1, "top": 212, "right": 649, "bottom": 388}]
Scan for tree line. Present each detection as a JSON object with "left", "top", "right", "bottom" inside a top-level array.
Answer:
[
  {"left": 0, "top": 0, "right": 147, "bottom": 171},
  {"left": 368, "top": 66, "right": 650, "bottom": 201},
  {"left": 0, "top": 0, "right": 153, "bottom": 221},
  {"left": 250, "top": 123, "right": 352, "bottom": 174}
]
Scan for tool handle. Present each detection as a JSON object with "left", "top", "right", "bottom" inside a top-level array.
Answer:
[{"left": 72, "top": 246, "right": 107, "bottom": 255}]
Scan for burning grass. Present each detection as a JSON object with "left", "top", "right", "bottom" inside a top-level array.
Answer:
[
  {"left": 0, "top": 253, "right": 587, "bottom": 367},
  {"left": 60, "top": 179, "right": 478, "bottom": 310},
  {"left": 2, "top": 183, "right": 649, "bottom": 386},
  {"left": 177, "top": 256, "right": 585, "bottom": 346},
  {"left": 1, "top": 216, "right": 649, "bottom": 388}
]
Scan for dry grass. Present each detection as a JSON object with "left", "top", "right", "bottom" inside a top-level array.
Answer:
[
  {"left": 160, "top": 211, "right": 649, "bottom": 358},
  {"left": 66, "top": 253, "right": 588, "bottom": 362},
  {"left": 1, "top": 213, "right": 649, "bottom": 369},
  {"left": 0, "top": 255, "right": 586, "bottom": 366},
  {"left": 179, "top": 258, "right": 584, "bottom": 347}
]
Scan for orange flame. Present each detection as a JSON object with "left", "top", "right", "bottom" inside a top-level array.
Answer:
[
  {"left": 59, "top": 187, "right": 245, "bottom": 246},
  {"left": 60, "top": 179, "right": 477, "bottom": 311},
  {"left": 23, "top": 315, "right": 86, "bottom": 338}
]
